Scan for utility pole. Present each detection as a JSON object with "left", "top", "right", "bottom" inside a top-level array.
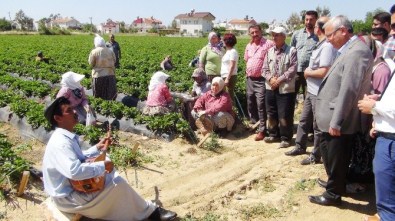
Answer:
[
  {"left": 8, "top": 12, "right": 13, "bottom": 30},
  {"left": 89, "top": 17, "right": 92, "bottom": 32}
]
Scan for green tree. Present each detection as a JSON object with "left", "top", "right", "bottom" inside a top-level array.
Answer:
[
  {"left": 171, "top": 19, "right": 177, "bottom": 29},
  {"left": 316, "top": 6, "right": 331, "bottom": 17},
  {"left": 81, "top": 23, "right": 97, "bottom": 33},
  {"left": 0, "top": 18, "right": 12, "bottom": 31},
  {"left": 259, "top": 22, "right": 269, "bottom": 31},
  {"left": 15, "top": 10, "right": 34, "bottom": 31},
  {"left": 37, "top": 18, "right": 52, "bottom": 35},
  {"left": 118, "top": 21, "right": 128, "bottom": 33},
  {"left": 286, "top": 12, "right": 302, "bottom": 32}
]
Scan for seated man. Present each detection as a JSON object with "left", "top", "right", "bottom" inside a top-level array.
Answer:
[
  {"left": 42, "top": 96, "right": 177, "bottom": 221},
  {"left": 192, "top": 77, "right": 234, "bottom": 137}
]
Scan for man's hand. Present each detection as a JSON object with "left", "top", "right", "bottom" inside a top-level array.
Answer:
[
  {"left": 97, "top": 137, "right": 112, "bottom": 151},
  {"left": 329, "top": 127, "right": 341, "bottom": 136},
  {"left": 198, "top": 110, "right": 206, "bottom": 117},
  {"left": 269, "top": 77, "right": 279, "bottom": 90},
  {"left": 358, "top": 94, "right": 376, "bottom": 114},
  {"left": 304, "top": 68, "right": 312, "bottom": 78},
  {"left": 104, "top": 161, "right": 114, "bottom": 173},
  {"left": 224, "top": 77, "right": 230, "bottom": 86}
]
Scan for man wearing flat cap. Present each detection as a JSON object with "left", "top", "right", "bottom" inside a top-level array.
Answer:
[
  {"left": 42, "top": 97, "right": 177, "bottom": 221},
  {"left": 262, "top": 26, "right": 298, "bottom": 148}
]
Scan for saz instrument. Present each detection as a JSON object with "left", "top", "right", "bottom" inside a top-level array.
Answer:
[{"left": 70, "top": 126, "right": 111, "bottom": 193}]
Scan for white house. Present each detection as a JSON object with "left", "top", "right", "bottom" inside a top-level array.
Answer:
[
  {"left": 97, "top": 19, "right": 120, "bottom": 34},
  {"left": 51, "top": 17, "right": 80, "bottom": 29},
  {"left": 174, "top": 10, "right": 215, "bottom": 36},
  {"left": 228, "top": 17, "right": 257, "bottom": 35},
  {"left": 131, "top": 16, "right": 162, "bottom": 32}
]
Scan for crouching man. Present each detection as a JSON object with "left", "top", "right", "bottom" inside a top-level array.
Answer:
[{"left": 42, "top": 96, "right": 177, "bottom": 221}]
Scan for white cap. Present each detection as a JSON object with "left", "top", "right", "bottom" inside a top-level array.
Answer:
[{"left": 271, "top": 26, "right": 286, "bottom": 35}]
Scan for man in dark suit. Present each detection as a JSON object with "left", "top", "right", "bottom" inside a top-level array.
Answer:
[{"left": 309, "top": 15, "right": 374, "bottom": 206}]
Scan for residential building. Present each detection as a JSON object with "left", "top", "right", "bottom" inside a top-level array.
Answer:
[
  {"left": 228, "top": 16, "right": 257, "bottom": 35},
  {"left": 131, "top": 16, "right": 163, "bottom": 32},
  {"left": 97, "top": 19, "right": 120, "bottom": 34},
  {"left": 175, "top": 10, "right": 215, "bottom": 36},
  {"left": 51, "top": 17, "right": 80, "bottom": 29}
]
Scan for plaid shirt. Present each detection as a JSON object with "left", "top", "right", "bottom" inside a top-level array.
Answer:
[
  {"left": 290, "top": 28, "right": 318, "bottom": 72},
  {"left": 384, "top": 36, "right": 395, "bottom": 52},
  {"left": 244, "top": 37, "right": 275, "bottom": 77}
]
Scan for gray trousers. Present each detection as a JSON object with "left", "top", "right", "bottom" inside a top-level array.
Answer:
[
  {"left": 295, "top": 92, "right": 321, "bottom": 159},
  {"left": 246, "top": 77, "right": 266, "bottom": 132}
]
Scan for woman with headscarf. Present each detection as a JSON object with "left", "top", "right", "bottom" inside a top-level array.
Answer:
[
  {"left": 56, "top": 71, "right": 91, "bottom": 124},
  {"left": 142, "top": 71, "right": 174, "bottom": 116},
  {"left": 192, "top": 77, "right": 234, "bottom": 137},
  {"left": 191, "top": 67, "right": 211, "bottom": 98},
  {"left": 199, "top": 32, "right": 225, "bottom": 82},
  {"left": 88, "top": 34, "right": 117, "bottom": 100}
]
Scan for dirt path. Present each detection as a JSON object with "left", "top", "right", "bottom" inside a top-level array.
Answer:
[{"left": 0, "top": 122, "right": 376, "bottom": 221}]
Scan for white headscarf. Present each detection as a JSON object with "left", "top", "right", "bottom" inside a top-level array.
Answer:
[
  {"left": 94, "top": 34, "right": 105, "bottom": 48},
  {"left": 60, "top": 71, "right": 85, "bottom": 90},
  {"left": 148, "top": 71, "right": 170, "bottom": 91},
  {"left": 212, "top": 77, "right": 225, "bottom": 94}
]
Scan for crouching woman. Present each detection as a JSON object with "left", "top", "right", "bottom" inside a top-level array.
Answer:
[{"left": 192, "top": 77, "right": 234, "bottom": 136}]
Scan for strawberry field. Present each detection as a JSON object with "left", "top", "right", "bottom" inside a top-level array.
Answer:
[{"left": 0, "top": 35, "right": 250, "bottom": 137}]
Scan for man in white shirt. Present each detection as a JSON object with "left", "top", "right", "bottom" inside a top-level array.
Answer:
[
  {"left": 42, "top": 96, "right": 177, "bottom": 221},
  {"left": 357, "top": 4, "right": 395, "bottom": 220}
]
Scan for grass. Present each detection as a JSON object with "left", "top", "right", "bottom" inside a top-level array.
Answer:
[
  {"left": 181, "top": 213, "right": 228, "bottom": 221},
  {"left": 203, "top": 133, "right": 222, "bottom": 152},
  {"left": 240, "top": 203, "right": 281, "bottom": 220}
]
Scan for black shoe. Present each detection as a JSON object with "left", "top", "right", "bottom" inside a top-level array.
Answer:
[
  {"left": 148, "top": 207, "right": 177, "bottom": 221},
  {"left": 263, "top": 136, "right": 280, "bottom": 143},
  {"left": 279, "top": 140, "right": 291, "bottom": 148},
  {"left": 308, "top": 195, "right": 341, "bottom": 206},
  {"left": 317, "top": 178, "right": 327, "bottom": 188},
  {"left": 300, "top": 155, "right": 321, "bottom": 165},
  {"left": 285, "top": 147, "right": 306, "bottom": 156}
]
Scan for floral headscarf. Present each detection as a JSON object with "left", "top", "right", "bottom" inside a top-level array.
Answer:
[{"left": 208, "top": 32, "right": 223, "bottom": 55}]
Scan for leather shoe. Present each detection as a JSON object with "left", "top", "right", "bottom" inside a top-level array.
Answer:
[
  {"left": 255, "top": 132, "right": 265, "bottom": 141},
  {"left": 148, "top": 207, "right": 177, "bottom": 221},
  {"left": 285, "top": 147, "right": 306, "bottom": 156},
  {"left": 308, "top": 195, "right": 341, "bottom": 206},
  {"left": 317, "top": 178, "right": 327, "bottom": 188}
]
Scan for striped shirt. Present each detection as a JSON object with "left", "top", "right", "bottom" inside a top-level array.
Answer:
[{"left": 244, "top": 37, "right": 275, "bottom": 78}]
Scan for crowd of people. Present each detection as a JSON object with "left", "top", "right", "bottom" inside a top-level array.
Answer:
[{"left": 41, "top": 5, "right": 395, "bottom": 220}]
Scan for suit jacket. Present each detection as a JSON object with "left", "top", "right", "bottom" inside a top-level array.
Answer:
[{"left": 316, "top": 38, "right": 373, "bottom": 134}]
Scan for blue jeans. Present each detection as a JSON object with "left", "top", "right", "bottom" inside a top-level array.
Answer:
[{"left": 373, "top": 136, "right": 395, "bottom": 220}]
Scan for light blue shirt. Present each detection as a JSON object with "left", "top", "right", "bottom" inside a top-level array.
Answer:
[
  {"left": 307, "top": 41, "right": 338, "bottom": 95},
  {"left": 42, "top": 128, "right": 106, "bottom": 198}
]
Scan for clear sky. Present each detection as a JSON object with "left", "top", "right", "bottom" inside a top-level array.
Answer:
[{"left": 1, "top": 0, "right": 393, "bottom": 26}]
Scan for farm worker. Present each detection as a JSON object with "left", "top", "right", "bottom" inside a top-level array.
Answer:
[
  {"left": 199, "top": 32, "right": 225, "bottom": 82},
  {"left": 106, "top": 34, "right": 121, "bottom": 68},
  {"left": 88, "top": 34, "right": 117, "bottom": 100},
  {"left": 142, "top": 71, "right": 175, "bottom": 115},
  {"left": 189, "top": 50, "right": 201, "bottom": 67},
  {"left": 42, "top": 96, "right": 177, "bottom": 221},
  {"left": 56, "top": 71, "right": 93, "bottom": 125},
  {"left": 192, "top": 77, "right": 234, "bottom": 137},
  {"left": 35, "top": 51, "right": 50, "bottom": 63},
  {"left": 160, "top": 55, "right": 174, "bottom": 71}
]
